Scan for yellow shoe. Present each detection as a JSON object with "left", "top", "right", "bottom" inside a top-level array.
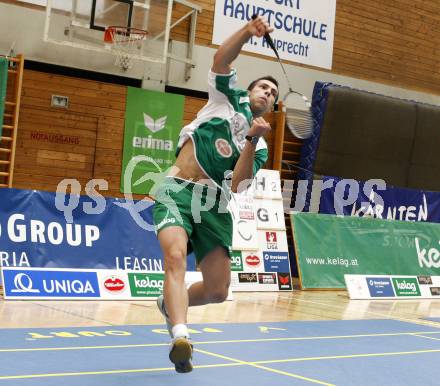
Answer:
[{"left": 169, "top": 337, "right": 193, "bottom": 373}]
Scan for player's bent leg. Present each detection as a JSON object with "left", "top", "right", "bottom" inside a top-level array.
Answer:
[
  {"left": 157, "top": 225, "right": 193, "bottom": 373},
  {"left": 158, "top": 226, "right": 189, "bottom": 327},
  {"left": 188, "top": 246, "right": 231, "bottom": 306}
]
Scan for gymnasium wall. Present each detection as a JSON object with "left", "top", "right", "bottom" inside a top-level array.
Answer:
[
  {"left": 171, "top": 0, "right": 440, "bottom": 97},
  {"left": 0, "top": 62, "right": 11, "bottom": 185},
  {"left": 168, "top": 0, "right": 440, "bottom": 259},
  {"left": 12, "top": 68, "right": 280, "bottom": 196},
  {"left": 13, "top": 69, "right": 208, "bottom": 197},
  {"left": 0, "top": 1, "right": 438, "bottom": 105},
  {"left": 2, "top": 1, "right": 438, "bottom": 279}
]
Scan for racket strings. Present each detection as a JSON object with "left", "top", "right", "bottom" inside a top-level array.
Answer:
[{"left": 283, "top": 92, "right": 315, "bottom": 139}]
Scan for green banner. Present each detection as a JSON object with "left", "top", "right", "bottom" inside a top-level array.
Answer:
[
  {"left": 0, "top": 57, "right": 8, "bottom": 138},
  {"left": 291, "top": 213, "right": 440, "bottom": 289},
  {"left": 231, "top": 250, "right": 243, "bottom": 272},
  {"left": 128, "top": 272, "right": 164, "bottom": 297},
  {"left": 120, "top": 87, "right": 184, "bottom": 194}
]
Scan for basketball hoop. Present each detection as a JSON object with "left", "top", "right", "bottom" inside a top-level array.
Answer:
[{"left": 104, "top": 26, "right": 148, "bottom": 71}]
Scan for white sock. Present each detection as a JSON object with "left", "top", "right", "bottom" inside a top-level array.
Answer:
[{"left": 172, "top": 324, "right": 189, "bottom": 339}]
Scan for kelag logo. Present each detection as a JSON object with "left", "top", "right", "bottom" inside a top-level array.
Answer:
[
  {"left": 230, "top": 250, "right": 243, "bottom": 272},
  {"left": 366, "top": 277, "right": 394, "bottom": 297},
  {"left": 3, "top": 269, "right": 100, "bottom": 298},
  {"left": 392, "top": 278, "right": 421, "bottom": 297},
  {"left": 128, "top": 273, "right": 164, "bottom": 297},
  {"left": 415, "top": 237, "right": 440, "bottom": 268}
]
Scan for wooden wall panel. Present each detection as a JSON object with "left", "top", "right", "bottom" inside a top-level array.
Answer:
[
  {"left": 13, "top": 70, "right": 283, "bottom": 200},
  {"left": 170, "top": 0, "right": 440, "bottom": 96},
  {"left": 12, "top": 71, "right": 214, "bottom": 200},
  {"left": 6, "top": 1, "right": 439, "bottom": 94},
  {"left": 13, "top": 70, "right": 126, "bottom": 197},
  {"left": 183, "top": 96, "right": 206, "bottom": 125},
  {"left": 1, "top": 68, "right": 17, "bottom": 184}
]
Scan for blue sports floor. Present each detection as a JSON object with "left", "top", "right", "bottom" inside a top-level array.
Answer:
[
  {"left": 1, "top": 319, "right": 440, "bottom": 385},
  {"left": 424, "top": 317, "right": 440, "bottom": 323}
]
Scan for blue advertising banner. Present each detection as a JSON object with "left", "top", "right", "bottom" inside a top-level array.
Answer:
[
  {"left": 0, "top": 188, "right": 196, "bottom": 271},
  {"left": 366, "top": 277, "right": 395, "bottom": 298},
  {"left": 2, "top": 267, "right": 210, "bottom": 301},
  {"left": 314, "top": 176, "right": 440, "bottom": 223},
  {"left": 3, "top": 269, "right": 100, "bottom": 298}
]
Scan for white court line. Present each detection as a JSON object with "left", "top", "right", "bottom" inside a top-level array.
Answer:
[
  {"left": 2, "top": 330, "right": 440, "bottom": 353},
  {"left": 195, "top": 347, "right": 335, "bottom": 386},
  {"left": 411, "top": 334, "right": 440, "bottom": 341}
]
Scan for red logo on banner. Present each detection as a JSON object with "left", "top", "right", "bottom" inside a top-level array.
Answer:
[
  {"left": 279, "top": 275, "right": 290, "bottom": 285},
  {"left": 266, "top": 232, "right": 278, "bottom": 249},
  {"left": 277, "top": 273, "right": 292, "bottom": 290},
  {"left": 245, "top": 255, "right": 261, "bottom": 267},
  {"left": 266, "top": 232, "right": 277, "bottom": 242},
  {"left": 103, "top": 277, "right": 125, "bottom": 293}
]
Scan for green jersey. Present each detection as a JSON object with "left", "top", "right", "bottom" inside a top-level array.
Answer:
[{"left": 177, "top": 69, "right": 268, "bottom": 188}]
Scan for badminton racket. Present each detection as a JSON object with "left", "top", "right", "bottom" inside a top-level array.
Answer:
[{"left": 251, "top": 15, "right": 315, "bottom": 140}]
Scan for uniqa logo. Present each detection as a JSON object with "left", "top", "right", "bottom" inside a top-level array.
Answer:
[
  {"left": 396, "top": 280, "right": 416, "bottom": 292},
  {"left": 43, "top": 280, "right": 95, "bottom": 294},
  {"left": 133, "top": 275, "right": 164, "bottom": 289},
  {"left": 415, "top": 237, "right": 440, "bottom": 268},
  {"left": 10, "top": 273, "right": 40, "bottom": 293}
]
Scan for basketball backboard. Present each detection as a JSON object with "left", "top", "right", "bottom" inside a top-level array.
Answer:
[{"left": 44, "top": 0, "right": 173, "bottom": 66}]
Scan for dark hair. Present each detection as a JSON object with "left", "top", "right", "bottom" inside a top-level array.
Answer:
[{"left": 247, "top": 76, "right": 279, "bottom": 101}]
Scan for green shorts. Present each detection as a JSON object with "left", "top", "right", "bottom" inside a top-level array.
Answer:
[{"left": 152, "top": 177, "right": 233, "bottom": 263}]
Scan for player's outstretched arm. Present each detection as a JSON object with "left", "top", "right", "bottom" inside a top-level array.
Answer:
[{"left": 211, "top": 16, "right": 273, "bottom": 74}]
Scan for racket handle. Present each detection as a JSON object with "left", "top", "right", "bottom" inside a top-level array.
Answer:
[{"left": 251, "top": 15, "right": 280, "bottom": 60}]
